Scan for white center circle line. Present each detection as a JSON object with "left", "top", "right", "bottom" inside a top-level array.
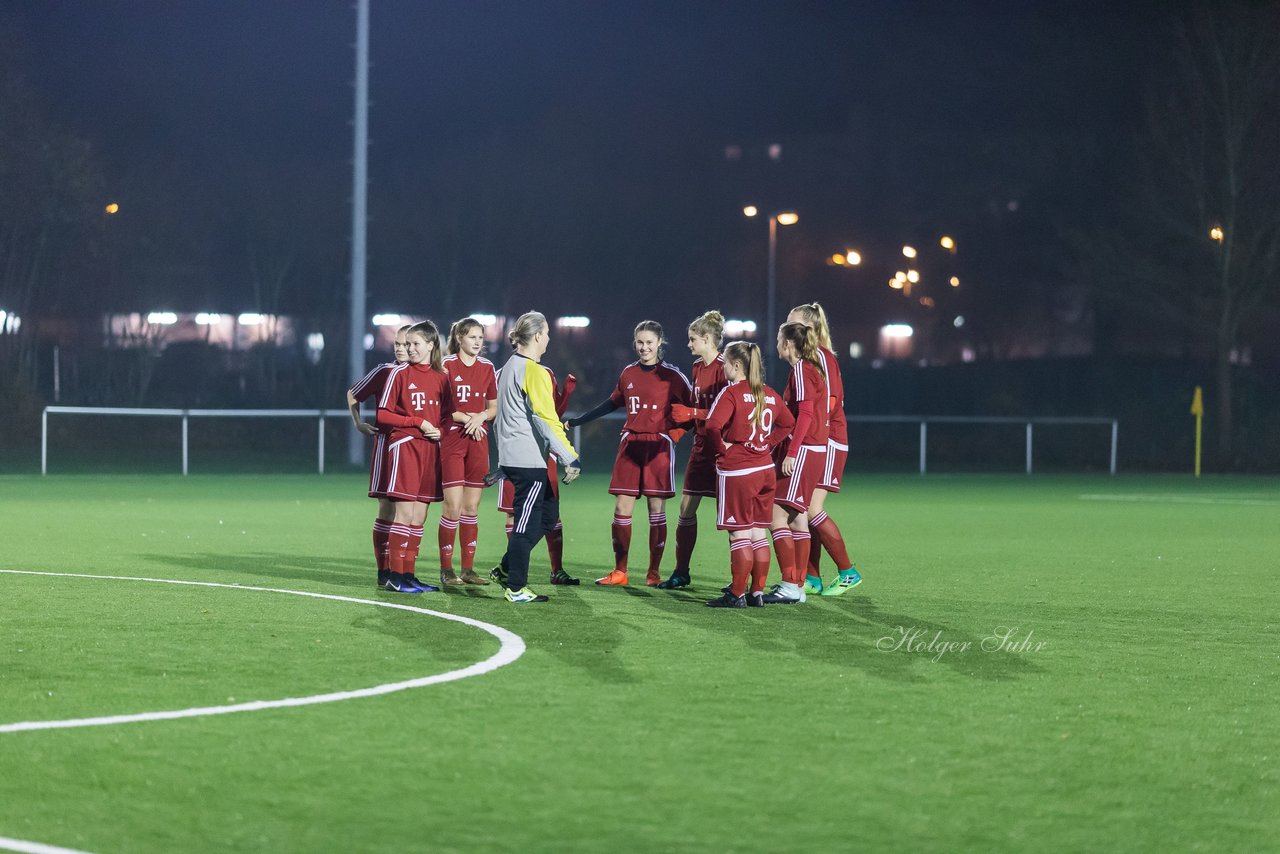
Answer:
[{"left": 0, "top": 570, "right": 526, "bottom": 734}]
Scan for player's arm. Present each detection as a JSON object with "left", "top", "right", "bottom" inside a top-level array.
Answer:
[
  {"left": 565, "top": 397, "right": 620, "bottom": 428},
  {"left": 703, "top": 394, "right": 732, "bottom": 457},
  {"left": 768, "top": 403, "right": 796, "bottom": 449},
  {"left": 347, "top": 389, "right": 377, "bottom": 435},
  {"left": 524, "top": 365, "right": 580, "bottom": 469}
]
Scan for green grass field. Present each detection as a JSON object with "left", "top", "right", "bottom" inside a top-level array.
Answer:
[{"left": 1, "top": 473, "right": 1277, "bottom": 852}]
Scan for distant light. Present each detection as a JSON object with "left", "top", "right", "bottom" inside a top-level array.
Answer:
[
  {"left": 906, "top": 269, "right": 920, "bottom": 283},
  {"left": 1209, "top": 226, "right": 1224, "bottom": 243},
  {"left": 949, "top": 276, "right": 960, "bottom": 287},
  {"left": 238, "top": 313, "right": 263, "bottom": 326},
  {"left": 195, "top": 312, "right": 222, "bottom": 325},
  {"left": 894, "top": 271, "right": 907, "bottom": 283},
  {"left": 307, "top": 333, "right": 325, "bottom": 351},
  {"left": 830, "top": 253, "right": 847, "bottom": 266},
  {"left": 363, "top": 333, "right": 375, "bottom": 351},
  {"left": 845, "top": 250, "right": 862, "bottom": 266},
  {"left": 724, "top": 318, "right": 757, "bottom": 336},
  {"left": 470, "top": 313, "right": 497, "bottom": 326},
  {"left": 961, "top": 347, "right": 976, "bottom": 363},
  {"left": 104, "top": 202, "right": 120, "bottom": 215},
  {"left": 902, "top": 245, "right": 917, "bottom": 259},
  {"left": 776, "top": 211, "right": 799, "bottom": 226},
  {"left": 1007, "top": 200, "right": 1020, "bottom": 212},
  {"left": 768, "top": 143, "right": 782, "bottom": 161},
  {"left": 848, "top": 342, "right": 863, "bottom": 359},
  {"left": 919, "top": 296, "right": 935, "bottom": 308},
  {"left": 147, "top": 312, "right": 177, "bottom": 325},
  {"left": 556, "top": 316, "right": 590, "bottom": 328},
  {"left": 0, "top": 309, "right": 19, "bottom": 334},
  {"left": 881, "top": 324, "right": 913, "bottom": 339},
  {"left": 954, "top": 315, "right": 965, "bottom": 328},
  {"left": 724, "top": 145, "right": 742, "bottom": 161},
  {"left": 889, "top": 278, "right": 904, "bottom": 290},
  {"left": 743, "top": 205, "right": 759, "bottom": 218},
  {"left": 372, "top": 313, "right": 401, "bottom": 327},
  {"left": 940, "top": 235, "right": 955, "bottom": 251}
]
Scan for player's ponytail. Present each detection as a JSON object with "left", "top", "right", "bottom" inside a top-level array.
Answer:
[
  {"left": 779, "top": 321, "right": 825, "bottom": 381},
  {"left": 448, "top": 317, "right": 483, "bottom": 355},
  {"left": 725, "top": 341, "right": 767, "bottom": 429},
  {"left": 688, "top": 310, "right": 725, "bottom": 348},
  {"left": 788, "top": 302, "right": 833, "bottom": 351},
  {"left": 509, "top": 311, "right": 548, "bottom": 349},
  {"left": 634, "top": 319, "right": 666, "bottom": 357},
  {"left": 408, "top": 320, "right": 445, "bottom": 371}
]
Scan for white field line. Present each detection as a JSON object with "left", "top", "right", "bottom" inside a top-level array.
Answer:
[
  {"left": 0, "top": 837, "right": 97, "bottom": 854},
  {"left": 0, "top": 570, "right": 526, "bottom": 734},
  {"left": 1077, "top": 494, "right": 1279, "bottom": 507}
]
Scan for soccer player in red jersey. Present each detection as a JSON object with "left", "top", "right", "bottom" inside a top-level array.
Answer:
[
  {"left": 702, "top": 341, "right": 795, "bottom": 607},
  {"left": 347, "top": 324, "right": 409, "bottom": 589},
  {"left": 656, "top": 310, "right": 729, "bottom": 590},
  {"left": 438, "top": 317, "right": 498, "bottom": 587},
  {"left": 763, "top": 321, "right": 829, "bottom": 604},
  {"left": 566, "top": 320, "right": 693, "bottom": 586},
  {"left": 788, "top": 303, "right": 864, "bottom": 596},
  {"left": 374, "top": 320, "right": 448, "bottom": 593},
  {"left": 496, "top": 368, "right": 580, "bottom": 585}
]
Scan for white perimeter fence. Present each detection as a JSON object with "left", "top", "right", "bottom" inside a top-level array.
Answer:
[{"left": 41, "top": 407, "right": 1118, "bottom": 476}]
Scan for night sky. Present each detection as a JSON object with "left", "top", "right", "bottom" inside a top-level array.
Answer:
[{"left": 6, "top": 0, "right": 1181, "bottom": 353}]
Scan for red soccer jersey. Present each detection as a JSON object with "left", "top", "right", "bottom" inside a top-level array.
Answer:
[
  {"left": 690, "top": 355, "right": 729, "bottom": 440},
  {"left": 784, "top": 359, "right": 830, "bottom": 446},
  {"left": 608, "top": 361, "right": 693, "bottom": 435},
  {"left": 349, "top": 362, "right": 395, "bottom": 403},
  {"left": 443, "top": 354, "right": 497, "bottom": 415},
  {"left": 376, "top": 362, "right": 449, "bottom": 443},
  {"left": 818, "top": 346, "right": 847, "bottom": 444},
  {"left": 705, "top": 381, "right": 795, "bottom": 472}
]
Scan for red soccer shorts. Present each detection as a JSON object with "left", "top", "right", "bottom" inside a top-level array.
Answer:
[
  {"left": 682, "top": 440, "right": 718, "bottom": 497},
  {"left": 818, "top": 439, "right": 849, "bottom": 492},
  {"left": 440, "top": 427, "right": 491, "bottom": 489},
  {"left": 774, "top": 443, "right": 828, "bottom": 513},
  {"left": 608, "top": 432, "right": 676, "bottom": 498},
  {"left": 367, "top": 432, "right": 391, "bottom": 498},
  {"left": 383, "top": 436, "right": 442, "bottom": 503},
  {"left": 715, "top": 463, "right": 775, "bottom": 530}
]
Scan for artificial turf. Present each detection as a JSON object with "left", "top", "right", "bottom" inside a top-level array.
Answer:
[{"left": 1, "top": 473, "right": 1276, "bottom": 852}]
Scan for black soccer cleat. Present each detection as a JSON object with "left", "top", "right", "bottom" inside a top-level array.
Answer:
[
  {"left": 706, "top": 592, "right": 747, "bottom": 608},
  {"left": 747, "top": 591, "right": 765, "bottom": 608},
  {"left": 550, "top": 569, "right": 580, "bottom": 586},
  {"left": 657, "top": 571, "right": 691, "bottom": 589}
]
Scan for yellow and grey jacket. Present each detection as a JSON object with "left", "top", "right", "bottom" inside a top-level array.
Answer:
[{"left": 495, "top": 354, "right": 579, "bottom": 469}]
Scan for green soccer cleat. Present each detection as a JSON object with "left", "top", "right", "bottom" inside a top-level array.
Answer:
[
  {"left": 820, "top": 568, "right": 863, "bottom": 596},
  {"left": 803, "top": 575, "right": 825, "bottom": 595},
  {"left": 504, "top": 586, "right": 549, "bottom": 603}
]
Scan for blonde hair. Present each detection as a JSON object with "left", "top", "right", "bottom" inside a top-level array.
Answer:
[
  {"left": 688, "top": 310, "right": 725, "bottom": 348},
  {"left": 407, "top": 320, "right": 444, "bottom": 371},
  {"left": 778, "top": 321, "right": 825, "bottom": 380},
  {"left": 508, "top": 311, "right": 547, "bottom": 348},
  {"left": 448, "top": 317, "right": 484, "bottom": 355},
  {"left": 789, "top": 302, "right": 832, "bottom": 350},
  {"left": 724, "top": 341, "right": 766, "bottom": 428},
  {"left": 634, "top": 319, "right": 666, "bottom": 357}
]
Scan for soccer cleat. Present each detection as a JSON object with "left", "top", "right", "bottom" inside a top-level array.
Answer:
[
  {"left": 459, "top": 569, "right": 490, "bottom": 585},
  {"left": 595, "top": 570, "right": 629, "bottom": 586},
  {"left": 504, "top": 586, "right": 549, "bottom": 603},
  {"left": 803, "top": 575, "right": 825, "bottom": 595},
  {"left": 383, "top": 574, "right": 422, "bottom": 594},
  {"left": 761, "top": 583, "right": 803, "bottom": 605},
  {"left": 440, "top": 571, "right": 466, "bottom": 586},
  {"left": 656, "top": 571, "right": 691, "bottom": 589},
  {"left": 706, "top": 591, "right": 746, "bottom": 608},
  {"left": 747, "top": 591, "right": 765, "bottom": 608},
  {"left": 490, "top": 565, "right": 509, "bottom": 586},
  {"left": 376, "top": 570, "right": 390, "bottom": 589},
  {"left": 408, "top": 575, "right": 440, "bottom": 593},
  {"left": 550, "top": 569, "right": 580, "bottom": 586},
  {"left": 820, "top": 569, "right": 863, "bottom": 597},
  {"left": 646, "top": 569, "right": 663, "bottom": 587}
]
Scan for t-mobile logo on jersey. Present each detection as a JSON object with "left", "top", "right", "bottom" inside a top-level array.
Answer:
[
  {"left": 628, "top": 396, "right": 641, "bottom": 414},
  {"left": 455, "top": 384, "right": 473, "bottom": 403},
  {"left": 411, "top": 391, "right": 426, "bottom": 410}
]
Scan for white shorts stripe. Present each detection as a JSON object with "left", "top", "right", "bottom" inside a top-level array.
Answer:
[{"left": 515, "top": 480, "right": 543, "bottom": 534}]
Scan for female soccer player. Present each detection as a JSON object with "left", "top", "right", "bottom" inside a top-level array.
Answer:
[
  {"left": 788, "top": 302, "right": 863, "bottom": 596},
  {"left": 702, "top": 341, "right": 794, "bottom": 607},
  {"left": 656, "top": 310, "right": 729, "bottom": 590},
  {"left": 495, "top": 368, "right": 579, "bottom": 586},
  {"left": 438, "top": 317, "right": 498, "bottom": 586},
  {"left": 347, "top": 324, "right": 410, "bottom": 589},
  {"left": 566, "top": 320, "right": 693, "bottom": 586},
  {"left": 375, "top": 320, "right": 448, "bottom": 593},
  {"left": 762, "top": 321, "right": 829, "bottom": 604}
]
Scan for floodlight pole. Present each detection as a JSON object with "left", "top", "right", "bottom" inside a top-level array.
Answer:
[{"left": 347, "top": 0, "right": 370, "bottom": 466}]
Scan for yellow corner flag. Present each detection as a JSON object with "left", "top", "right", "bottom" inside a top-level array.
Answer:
[{"left": 1191, "top": 386, "right": 1203, "bottom": 477}]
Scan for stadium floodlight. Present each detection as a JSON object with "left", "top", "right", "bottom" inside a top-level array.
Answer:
[
  {"left": 238, "top": 313, "right": 264, "bottom": 326},
  {"left": 146, "top": 312, "right": 178, "bottom": 325},
  {"left": 556, "top": 316, "right": 590, "bottom": 328},
  {"left": 724, "top": 318, "right": 757, "bottom": 336},
  {"left": 907, "top": 269, "right": 920, "bottom": 283},
  {"left": 195, "top": 313, "right": 222, "bottom": 325},
  {"left": 0, "top": 309, "right": 18, "bottom": 334},
  {"left": 902, "top": 245, "right": 917, "bottom": 259},
  {"left": 881, "top": 324, "right": 913, "bottom": 338},
  {"left": 371, "top": 313, "right": 401, "bottom": 327},
  {"left": 470, "top": 313, "right": 497, "bottom": 326},
  {"left": 307, "top": 333, "right": 325, "bottom": 351}
]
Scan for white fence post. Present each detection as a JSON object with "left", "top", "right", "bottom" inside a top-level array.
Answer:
[
  {"left": 318, "top": 414, "right": 326, "bottom": 475},
  {"left": 41, "top": 409, "right": 48, "bottom": 475},
  {"left": 1025, "top": 422, "right": 1033, "bottom": 475},
  {"left": 1110, "top": 420, "right": 1118, "bottom": 475},
  {"left": 182, "top": 412, "right": 189, "bottom": 476},
  {"left": 919, "top": 421, "right": 927, "bottom": 475}
]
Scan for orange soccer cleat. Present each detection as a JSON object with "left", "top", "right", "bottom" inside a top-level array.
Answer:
[
  {"left": 646, "top": 569, "right": 663, "bottom": 587},
  {"left": 595, "top": 569, "right": 629, "bottom": 586}
]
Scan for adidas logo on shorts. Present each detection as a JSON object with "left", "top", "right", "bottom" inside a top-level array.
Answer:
[{"left": 726, "top": 515, "right": 737, "bottom": 523}]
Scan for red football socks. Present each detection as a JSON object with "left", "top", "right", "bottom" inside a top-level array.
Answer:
[
  {"left": 674, "top": 515, "right": 697, "bottom": 572},
  {"left": 728, "top": 538, "right": 753, "bottom": 597},
  {"left": 647, "top": 512, "right": 667, "bottom": 575},
  {"left": 810, "top": 511, "right": 853, "bottom": 571},
  {"left": 458, "top": 515, "right": 478, "bottom": 571},
  {"left": 751, "top": 539, "right": 771, "bottom": 593},
  {"left": 438, "top": 516, "right": 458, "bottom": 571},
  {"left": 611, "top": 515, "right": 632, "bottom": 572}
]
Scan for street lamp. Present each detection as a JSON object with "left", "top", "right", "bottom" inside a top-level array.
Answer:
[{"left": 744, "top": 206, "right": 798, "bottom": 383}]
